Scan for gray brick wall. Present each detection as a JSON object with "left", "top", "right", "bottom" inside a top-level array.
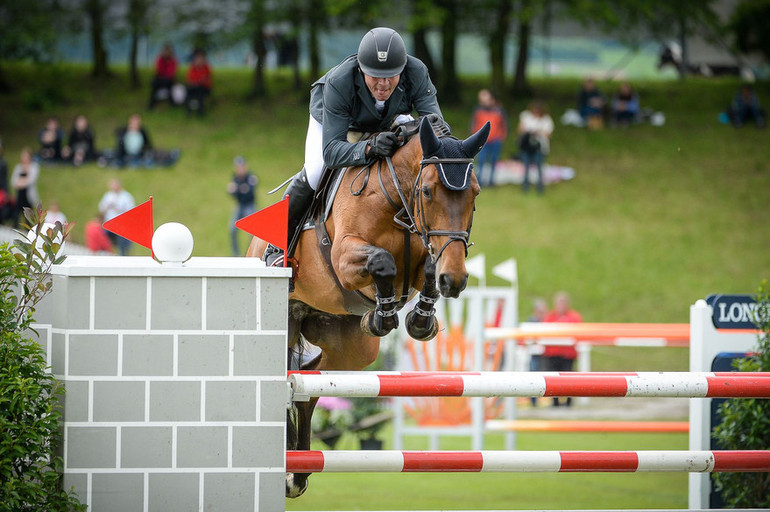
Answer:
[{"left": 33, "top": 256, "right": 290, "bottom": 512}]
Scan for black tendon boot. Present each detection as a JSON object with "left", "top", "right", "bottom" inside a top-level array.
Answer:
[{"left": 264, "top": 168, "right": 315, "bottom": 267}]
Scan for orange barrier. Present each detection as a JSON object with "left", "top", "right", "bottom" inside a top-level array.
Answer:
[
  {"left": 486, "top": 322, "right": 691, "bottom": 346},
  {"left": 486, "top": 419, "right": 690, "bottom": 433}
]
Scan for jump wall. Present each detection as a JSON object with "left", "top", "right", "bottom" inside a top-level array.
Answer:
[{"left": 31, "top": 256, "right": 292, "bottom": 512}]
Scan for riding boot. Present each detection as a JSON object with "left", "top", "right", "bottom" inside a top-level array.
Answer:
[{"left": 264, "top": 168, "right": 315, "bottom": 267}]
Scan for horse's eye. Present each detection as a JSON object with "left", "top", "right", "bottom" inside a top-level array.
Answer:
[{"left": 422, "top": 186, "right": 432, "bottom": 199}]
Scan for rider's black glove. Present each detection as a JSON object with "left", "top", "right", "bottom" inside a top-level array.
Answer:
[{"left": 368, "top": 132, "right": 399, "bottom": 158}]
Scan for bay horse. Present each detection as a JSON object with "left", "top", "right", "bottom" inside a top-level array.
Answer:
[{"left": 247, "top": 116, "right": 490, "bottom": 497}]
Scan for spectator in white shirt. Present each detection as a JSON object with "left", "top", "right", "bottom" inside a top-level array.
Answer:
[
  {"left": 98, "top": 179, "right": 135, "bottom": 255},
  {"left": 517, "top": 101, "right": 554, "bottom": 194}
]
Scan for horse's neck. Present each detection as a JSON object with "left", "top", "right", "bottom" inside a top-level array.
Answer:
[{"left": 387, "top": 137, "right": 422, "bottom": 205}]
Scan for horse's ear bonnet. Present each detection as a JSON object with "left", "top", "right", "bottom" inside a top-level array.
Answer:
[{"left": 419, "top": 117, "right": 490, "bottom": 191}]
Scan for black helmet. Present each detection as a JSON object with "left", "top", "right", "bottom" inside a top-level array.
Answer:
[{"left": 357, "top": 27, "right": 407, "bottom": 78}]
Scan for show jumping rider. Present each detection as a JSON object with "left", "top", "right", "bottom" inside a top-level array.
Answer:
[{"left": 264, "top": 26, "right": 449, "bottom": 265}]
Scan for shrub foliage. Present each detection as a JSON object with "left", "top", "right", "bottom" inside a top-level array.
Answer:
[{"left": 0, "top": 209, "right": 84, "bottom": 512}]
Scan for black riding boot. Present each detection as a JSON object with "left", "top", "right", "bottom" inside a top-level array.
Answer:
[{"left": 264, "top": 168, "right": 315, "bottom": 266}]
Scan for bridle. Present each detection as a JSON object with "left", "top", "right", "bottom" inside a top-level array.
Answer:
[{"left": 382, "top": 154, "right": 475, "bottom": 264}]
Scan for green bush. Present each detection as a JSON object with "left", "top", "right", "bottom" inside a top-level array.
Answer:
[
  {"left": 0, "top": 209, "right": 84, "bottom": 512},
  {"left": 712, "top": 281, "right": 770, "bottom": 508}
]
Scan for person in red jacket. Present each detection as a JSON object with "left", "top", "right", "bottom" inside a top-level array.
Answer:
[
  {"left": 470, "top": 89, "right": 508, "bottom": 187},
  {"left": 148, "top": 44, "right": 178, "bottom": 109},
  {"left": 185, "top": 49, "right": 212, "bottom": 116},
  {"left": 543, "top": 291, "right": 583, "bottom": 407}
]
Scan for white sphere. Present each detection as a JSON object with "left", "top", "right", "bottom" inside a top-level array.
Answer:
[{"left": 152, "top": 222, "right": 194, "bottom": 263}]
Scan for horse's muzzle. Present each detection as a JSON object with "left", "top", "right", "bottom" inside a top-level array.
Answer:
[{"left": 438, "top": 273, "right": 468, "bottom": 298}]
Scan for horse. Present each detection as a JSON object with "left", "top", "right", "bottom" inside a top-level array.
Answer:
[{"left": 247, "top": 116, "right": 490, "bottom": 497}]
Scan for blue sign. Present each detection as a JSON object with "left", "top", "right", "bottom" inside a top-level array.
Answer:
[{"left": 706, "top": 294, "right": 758, "bottom": 329}]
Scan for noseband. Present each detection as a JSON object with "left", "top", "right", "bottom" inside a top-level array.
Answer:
[{"left": 383, "top": 155, "right": 475, "bottom": 263}]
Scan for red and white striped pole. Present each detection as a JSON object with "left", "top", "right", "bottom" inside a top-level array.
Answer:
[
  {"left": 289, "top": 371, "right": 770, "bottom": 401},
  {"left": 286, "top": 450, "right": 770, "bottom": 474}
]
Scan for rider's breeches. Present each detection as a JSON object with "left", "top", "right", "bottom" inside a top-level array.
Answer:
[{"left": 304, "top": 116, "right": 325, "bottom": 190}]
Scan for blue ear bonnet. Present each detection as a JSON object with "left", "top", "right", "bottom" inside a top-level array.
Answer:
[{"left": 422, "top": 138, "right": 475, "bottom": 191}]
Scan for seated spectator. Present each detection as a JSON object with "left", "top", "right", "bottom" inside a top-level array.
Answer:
[
  {"left": 45, "top": 200, "right": 67, "bottom": 226},
  {"left": 577, "top": 78, "right": 605, "bottom": 129},
  {"left": 85, "top": 213, "right": 114, "bottom": 254},
  {"left": 471, "top": 89, "right": 508, "bottom": 187},
  {"left": 115, "top": 114, "right": 153, "bottom": 167},
  {"left": 728, "top": 84, "right": 766, "bottom": 128},
  {"left": 518, "top": 100, "right": 554, "bottom": 195},
  {"left": 98, "top": 179, "right": 134, "bottom": 255},
  {"left": 37, "top": 117, "right": 64, "bottom": 162},
  {"left": 186, "top": 49, "right": 212, "bottom": 116},
  {"left": 148, "top": 43, "right": 178, "bottom": 109},
  {"left": 611, "top": 82, "right": 639, "bottom": 126},
  {"left": 542, "top": 291, "right": 583, "bottom": 407},
  {"left": 62, "top": 115, "right": 97, "bottom": 166},
  {"left": 0, "top": 138, "right": 12, "bottom": 225},
  {"left": 11, "top": 148, "right": 40, "bottom": 227}
]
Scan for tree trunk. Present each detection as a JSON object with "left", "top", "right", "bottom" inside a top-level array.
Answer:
[
  {"left": 438, "top": 0, "right": 459, "bottom": 104},
  {"left": 307, "top": 0, "right": 323, "bottom": 81},
  {"left": 490, "top": 0, "right": 513, "bottom": 95},
  {"left": 129, "top": 28, "right": 140, "bottom": 89},
  {"left": 86, "top": 0, "right": 110, "bottom": 78},
  {"left": 288, "top": 0, "right": 302, "bottom": 89},
  {"left": 0, "top": 62, "right": 10, "bottom": 94},
  {"left": 678, "top": 15, "right": 688, "bottom": 81},
  {"left": 250, "top": 0, "right": 267, "bottom": 98},
  {"left": 411, "top": 0, "right": 436, "bottom": 80},
  {"left": 512, "top": 4, "right": 531, "bottom": 96}
]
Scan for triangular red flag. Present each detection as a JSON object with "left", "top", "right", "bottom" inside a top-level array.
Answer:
[
  {"left": 103, "top": 197, "right": 154, "bottom": 250},
  {"left": 235, "top": 196, "right": 289, "bottom": 253}
]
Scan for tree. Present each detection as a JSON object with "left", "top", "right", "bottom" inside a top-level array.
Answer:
[
  {"left": 0, "top": 0, "right": 58, "bottom": 92},
  {"left": 409, "top": 0, "right": 438, "bottom": 81},
  {"left": 489, "top": 0, "right": 513, "bottom": 95},
  {"left": 84, "top": 0, "right": 111, "bottom": 78},
  {"left": 126, "top": 0, "right": 151, "bottom": 89},
  {"left": 248, "top": 0, "right": 268, "bottom": 98},
  {"left": 512, "top": 0, "right": 534, "bottom": 95},
  {"left": 730, "top": 0, "right": 770, "bottom": 63},
  {"left": 436, "top": 0, "right": 460, "bottom": 103}
]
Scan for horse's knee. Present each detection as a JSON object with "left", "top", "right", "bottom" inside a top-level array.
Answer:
[{"left": 366, "top": 249, "right": 397, "bottom": 282}]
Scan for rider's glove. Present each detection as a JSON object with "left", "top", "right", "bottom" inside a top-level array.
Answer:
[{"left": 368, "top": 132, "right": 399, "bottom": 158}]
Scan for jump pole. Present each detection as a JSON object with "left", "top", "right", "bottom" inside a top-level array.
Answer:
[
  {"left": 289, "top": 371, "right": 770, "bottom": 400},
  {"left": 485, "top": 419, "right": 690, "bottom": 433},
  {"left": 287, "top": 450, "right": 770, "bottom": 473}
]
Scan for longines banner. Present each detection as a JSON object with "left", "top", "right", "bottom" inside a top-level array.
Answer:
[{"left": 706, "top": 294, "right": 758, "bottom": 330}]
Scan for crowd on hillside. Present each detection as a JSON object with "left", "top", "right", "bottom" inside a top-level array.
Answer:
[{"left": 471, "top": 81, "right": 765, "bottom": 192}]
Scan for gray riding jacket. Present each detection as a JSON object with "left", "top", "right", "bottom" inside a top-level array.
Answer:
[{"left": 309, "top": 54, "right": 443, "bottom": 170}]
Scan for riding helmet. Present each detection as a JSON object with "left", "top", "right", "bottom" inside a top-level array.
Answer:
[{"left": 357, "top": 27, "right": 407, "bottom": 78}]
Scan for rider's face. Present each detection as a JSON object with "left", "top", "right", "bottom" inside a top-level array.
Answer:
[{"left": 363, "top": 73, "right": 400, "bottom": 102}]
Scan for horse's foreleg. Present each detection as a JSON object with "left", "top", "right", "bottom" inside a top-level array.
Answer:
[
  {"left": 405, "top": 258, "right": 440, "bottom": 341},
  {"left": 332, "top": 239, "right": 399, "bottom": 337}
]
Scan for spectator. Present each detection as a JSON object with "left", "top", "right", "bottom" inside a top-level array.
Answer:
[
  {"left": 37, "top": 117, "right": 64, "bottom": 162},
  {"left": 186, "top": 49, "right": 212, "bottom": 116},
  {"left": 115, "top": 114, "right": 153, "bottom": 167},
  {"left": 577, "top": 78, "right": 606, "bottom": 129},
  {"left": 98, "top": 179, "right": 135, "bottom": 255},
  {"left": 11, "top": 148, "right": 41, "bottom": 227},
  {"left": 517, "top": 100, "right": 554, "bottom": 195},
  {"left": 542, "top": 291, "right": 583, "bottom": 407},
  {"left": 611, "top": 82, "right": 639, "bottom": 126},
  {"left": 148, "top": 43, "right": 178, "bottom": 109},
  {"left": 85, "top": 213, "right": 114, "bottom": 254},
  {"left": 728, "top": 84, "right": 766, "bottom": 128},
  {"left": 470, "top": 89, "right": 508, "bottom": 187},
  {"left": 227, "top": 156, "right": 259, "bottom": 256},
  {"left": 62, "top": 115, "right": 97, "bottom": 166},
  {"left": 0, "top": 139, "right": 12, "bottom": 224},
  {"left": 45, "top": 201, "right": 67, "bottom": 225}
]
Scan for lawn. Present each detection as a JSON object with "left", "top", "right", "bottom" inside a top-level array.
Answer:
[
  {"left": 1, "top": 64, "right": 765, "bottom": 510},
  {"left": 1, "top": 64, "right": 767, "bottom": 325}
]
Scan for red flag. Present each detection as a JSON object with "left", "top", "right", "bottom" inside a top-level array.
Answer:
[
  {"left": 235, "top": 196, "right": 289, "bottom": 256},
  {"left": 103, "top": 197, "right": 154, "bottom": 250}
]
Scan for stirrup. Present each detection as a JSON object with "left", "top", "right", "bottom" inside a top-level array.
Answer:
[{"left": 263, "top": 244, "right": 285, "bottom": 267}]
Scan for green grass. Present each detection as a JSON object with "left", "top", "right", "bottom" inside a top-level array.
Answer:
[
  {"left": 2, "top": 64, "right": 767, "bottom": 325},
  {"left": 286, "top": 426, "right": 689, "bottom": 510}
]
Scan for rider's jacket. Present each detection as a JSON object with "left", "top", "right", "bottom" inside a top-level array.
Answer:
[{"left": 309, "top": 54, "right": 443, "bottom": 170}]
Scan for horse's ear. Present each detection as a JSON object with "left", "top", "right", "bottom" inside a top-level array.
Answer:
[
  {"left": 461, "top": 121, "right": 491, "bottom": 157},
  {"left": 419, "top": 116, "right": 441, "bottom": 156}
]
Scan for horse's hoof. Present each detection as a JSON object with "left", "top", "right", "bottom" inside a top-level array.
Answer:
[
  {"left": 361, "top": 310, "right": 398, "bottom": 337},
  {"left": 405, "top": 310, "right": 439, "bottom": 341},
  {"left": 286, "top": 472, "right": 309, "bottom": 498}
]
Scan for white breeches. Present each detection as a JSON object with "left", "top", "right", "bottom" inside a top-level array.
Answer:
[{"left": 304, "top": 116, "right": 325, "bottom": 190}]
